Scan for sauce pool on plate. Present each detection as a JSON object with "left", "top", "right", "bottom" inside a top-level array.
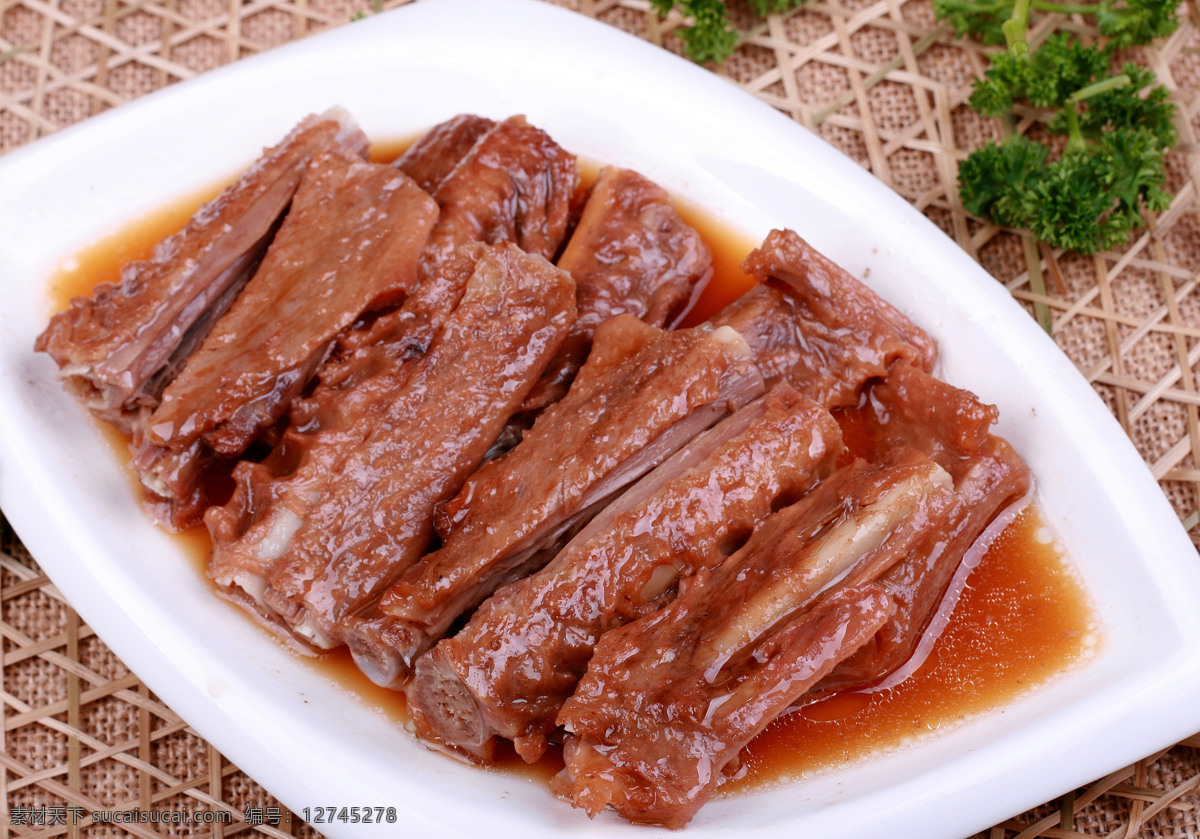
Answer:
[{"left": 45, "top": 154, "right": 1099, "bottom": 791}]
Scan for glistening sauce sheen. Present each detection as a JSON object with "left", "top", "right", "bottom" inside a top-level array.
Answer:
[{"left": 47, "top": 157, "right": 1097, "bottom": 794}]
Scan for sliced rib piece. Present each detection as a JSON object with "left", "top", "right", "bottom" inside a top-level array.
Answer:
[
  {"left": 344, "top": 316, "right": 763, "bottom": 687},
  {"left": 206, "top": 246, "right": 482, "bottom": 615},
  {"left": 150, "top": 250, "right": 473, "bottom": 534},
  {"left": 808, "top": 361, "right": 1033, "bottom": 697},
  {"left": 561, "top": 168, "right": 708, "bottom": 329},
  {"left": 420, "top": 116, "right": 578, "bottom": 273},
  {"left": 394, "top": 114, "right": 496, "bottom": 192},
  {"left": 711, "top": 228, "right": 937, "bottom": 408},
  {"left": 745, "top": 228, "right": 937, "bottom": 370},
  {"left": 523, "top": 166, "right": 713, "bottom": 411},
  {"left": 35, "top": 108, "right": 368, "bottom": 433},
  {"left": 241, "top": 244, "right": 575, "bottom": 649},
  {"left": 405, "top": 385, "right": 843, "bottom": 763},
  {"left": 144, "top": 149, "right": 438, "bottom": 459},
  {"left": 553, "top": 449, "right": 958, "bottom": 828}
]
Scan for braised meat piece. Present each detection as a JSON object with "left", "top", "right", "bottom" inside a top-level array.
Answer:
[
  {"left": 405, "top": 385, "right": 843, "bottom": 763},
  {"left": 561, "top": 167, "right": 708, "bottom": 328},
  {"left": 523, "top": 166, "right": 713, "bottom": 411},
  {"left": 711, "top": 228, "right": 937, "bottom": 408},
  {"left": 549, "top": 363, "right": 1033, "bottom": 829},
  {"left": 746, "top": 228, "right": 936, "bottom": 370},
  {"left": 127, "top": 150, "right": 438, "bottom": 527},
  {"left": 553, "top": 449, "right": 959, "bottom": 828},
  {"left": 394, "top": 114, "right": 496, "bottom": 193},
  {"left": 808, "top": 362, "right": 1033, "bottom": 697},
  {"left": 206, "top": 246, "right": 481, "bottom": 618},
  {"left": 344, "top": 316, "right": 763, "bottom": 687},
  {"left": 420, "top": 116, "right": 578, "bottom": 273},
  {"left": 144, "top": 149, "right": 438, "bottom": 459},
  {"left": 34, "top": 109, "right": 368, "bottom": 434},
  {"left": 209, "top": 243, "right": 576, "bottom": 649}
]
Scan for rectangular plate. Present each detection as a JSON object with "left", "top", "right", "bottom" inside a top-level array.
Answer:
[{"left": 1, "top": 1, "right": 1198, "bottom": 836}]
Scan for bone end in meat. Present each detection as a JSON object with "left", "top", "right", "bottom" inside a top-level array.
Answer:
[
  {"left": 395, "top": 114, "right": 496, "bottom": 193},
  {"left": 404, "top": 385, "right": 844, "bottom": 761},
  {"left": 131, "top": 438, "right": 228, "bottom": 529},
  {"left": 343, "top": 617, "right": 423, "bottom": 690},
  {"left": 34, "top": 109, "right": 368, "bottom": 433},
  {"left": 144, "top": 149, "right": 439, "bottom": 459},
  {"left": 408, "top": 643, "right": 499, "bottom": 762}
]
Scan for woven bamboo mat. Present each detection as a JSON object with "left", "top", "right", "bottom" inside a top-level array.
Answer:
[{"left": 2, "top": 0, "right": 1199, "bottom": 836}]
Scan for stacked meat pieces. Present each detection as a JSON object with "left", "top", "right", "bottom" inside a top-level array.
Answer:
[{"left": 36, "top": 109, "right": 1032, "bottom": 828}]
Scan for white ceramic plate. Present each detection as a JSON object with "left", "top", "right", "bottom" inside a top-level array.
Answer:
[{"left": 2, "top": 1, "right": 1198, "bottom": 836}]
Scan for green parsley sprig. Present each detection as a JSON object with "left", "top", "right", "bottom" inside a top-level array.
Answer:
[
  {"left": 649, "top": 0, "right": 808, "bottom": 63},
  {"left": 938, "top": 0, "right": 1180, "bottom": 255},
  {"left": 958, "top": 35, "right": 1176, "bottom": 253},
  {"left": 935, "top": 0, "right": 1179, "bottom": 47}
]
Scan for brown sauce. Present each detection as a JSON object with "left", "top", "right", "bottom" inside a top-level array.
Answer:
[{"left": 45, "top": 149, "right": 1097, "bottom": 796}]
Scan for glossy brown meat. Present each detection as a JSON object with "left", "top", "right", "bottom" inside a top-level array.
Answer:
[
  {"left": 556, "top": 585, "right": 888, "bottom": 827},
  {"left": 747, "top": 228, "right": 936, "bottom": 368},
  {"left": 808, "top": 362, "right": 1033, "bottom": 697},
  {"left": 394, "top": 114, "right": 496, "bottom": 192},
  {"left": 523, "top": 166, "right": 713, "bottom": 411},
  {"left": 344, "top": 316, "right": 763, "bottom": 687},
  {"left": 711, "top": 228, "right": 937, "bottom": 409},
  {"left": 553, "top": 450, "right": 959, "bottom": 828},
  {"left": 405, "top": 385, "right": 843, "bottom": 763},
  {"left": 858, "top": 359, "right": 999, "bottom": 472},
  {"left": 421, "top": 116, "right": 578, "bottom": 272},
  {"left": 708, "top": 286, "right": 819, "bottom": 386},
  {"left": 144, "top": 149, "right": 438, "bottom": 459},
  {"left": 206, "top": 247, "right": 481, "bottom": 615},
  {"left": 34, "top": 109, "right": 368, "bottom": 433},
  {"left": 562, "top": 168, "right": 709, "bottom": 327},
  {"left": 254, "top": 244, "right": 576, "bottom": 648}
]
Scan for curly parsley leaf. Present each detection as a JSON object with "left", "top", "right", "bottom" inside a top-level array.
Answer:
[
  {"left": 650, "top": 0, "right": 737, "bottom": 63},
  {"left": 935, "top": 0, "right": 1179, "bottom": 47},
  {"left": 1097, "top": 0, "right": 1181, "bottom": 47},
  {"left": 958, "top": 136, "right": 1049, "bottom": 227},
  {"left": 933, "top": 0, "right": 1013, "bottom": 43},
  {"left": 1072, "top": 61, "right": 1178, "bottom": 146},
  {"left": 651, "top": 0, "right": 807, "bottom": 63},
  {"left": 941, "top": 0, "right": 1179, "bottom": 254}
]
